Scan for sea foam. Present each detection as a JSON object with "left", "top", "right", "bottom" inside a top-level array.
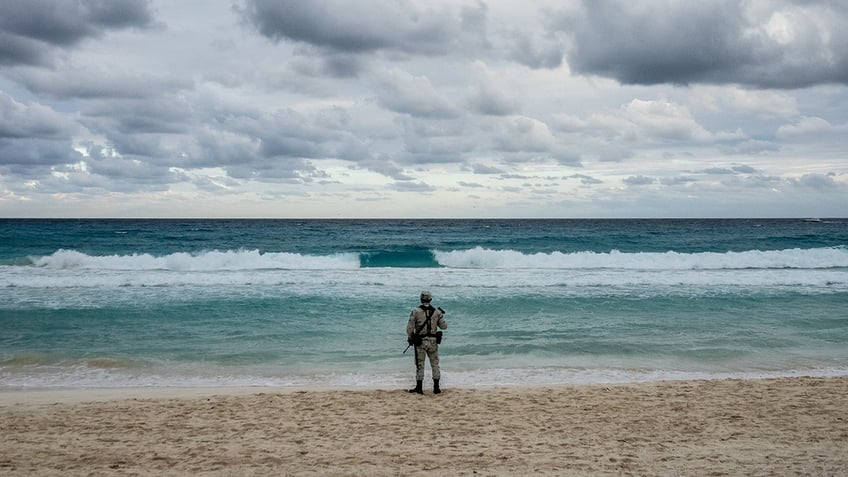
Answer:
[
  {"left": 23, "top": 246, "right": 848, "bottom": 272},
  {"left": 433, "top": 246, "right": 848, "bottom": 270},
  {"left": 30, "top": 249, "right": 361, "bottom": 271}
]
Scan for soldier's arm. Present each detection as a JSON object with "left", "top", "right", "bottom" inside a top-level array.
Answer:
[
  {"left": 437, "top": 311, "right": 447, "bottom": 330},
  {"left": 406, "top": 311, "right": 416, "bottom": 336}
]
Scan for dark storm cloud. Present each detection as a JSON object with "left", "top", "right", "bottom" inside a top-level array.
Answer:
[
  {"left": 83, "top": 144, "right": 184, "bottom": 185},
  {"left": 0, "top": 0, "right": 154, "bottom": 45},
  {"left": 1, "top": 67, "right": 194, "bottom": 180},
  {"left": 560, "top": 0, "right": 848, "bottom": 88},
  {"left": 191, "top": 106, "right": 378, "bottom": 181},
  {"left": 238, "top": 0, "right": 487, "bottom": 57},
  {"left": 251, "top": 109, "right": 347, "bottom": 160},
  {"left": 0, "top": 92, "right": 76, "bottom": 140},
  {"left": 0, "top": 0, "right": 155, "bottom": 66},
  {"left": 0, "top": 91, "right": 81, "bottom": 171},
  {"left": 76, "top": 97, "right": 360, "bottom": 182},
  {"left": 0, "top": 138, "right": 81, "bottom": 169},
  {"left": 73, "top": 96, "right": 198, "bottom": 167},
  {"left": 82, "top": 99, "right": 193, "bottom": 135},
  {"left": 0, "top": 32, "right": 52, "bottom": 66}
]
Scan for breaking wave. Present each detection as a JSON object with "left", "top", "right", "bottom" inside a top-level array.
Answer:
[
  {"left": 433, "top": 246, "right": 848, "bottom": 270},
  {"left": 18, "top": 246, "right": 848, "bottom": 272},
  {"left": 30, "top": 249, "right": 361, "bottom": 271}
]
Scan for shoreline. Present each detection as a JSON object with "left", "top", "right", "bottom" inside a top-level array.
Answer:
[
  {"left": 3, "top": 368, "right": 848, "bottom": 405},
  {"left": 3, "top": 376, "right": 847, "bottom": 475},
  {"left": 5, "top": 367, "right": 848, "bottom": 405}
]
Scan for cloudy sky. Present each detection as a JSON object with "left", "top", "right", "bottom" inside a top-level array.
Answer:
[{"left": 1, "top": 0, "right": 846, "bottom": 218}]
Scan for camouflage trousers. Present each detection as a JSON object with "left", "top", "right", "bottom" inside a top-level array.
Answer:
[{"left": 413, "top": 337, "right": 440, "bottom": 380}]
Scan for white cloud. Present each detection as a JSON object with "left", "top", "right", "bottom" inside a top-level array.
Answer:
[
  {"left": 466, "top": 63, "right": 519, "bottom": 116},
  {"left": 566, "top": 98, "right": 728, "bottom": 144},
  {"left": 371, "top": 68, "right": 458, "bottom": 118},
  {"left": 493, "top": 116, "right": 556, "bottom": 152},
  {"left": 690, "top": 86, "right": 798, "bottom": 117},
  {"left": 777, "top": 116, "right": 848, "bottom": 138},
  {"left": 622, "top": 99, "right": 712, "bottom": 141}
]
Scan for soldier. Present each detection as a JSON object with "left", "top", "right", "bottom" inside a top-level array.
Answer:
[{"left": 406, "top": 290, "right": 448, "bottom": 394}]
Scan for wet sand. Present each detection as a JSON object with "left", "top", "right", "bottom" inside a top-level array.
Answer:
[{"left": 2, "top": 377, "right": 847, "bottom": 476}]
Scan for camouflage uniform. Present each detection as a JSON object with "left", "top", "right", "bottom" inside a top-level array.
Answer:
[{"left": 407, "top": 302, "right": 447, "bottom": 381}]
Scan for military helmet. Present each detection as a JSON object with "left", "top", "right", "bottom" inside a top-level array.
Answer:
[{"left": 420, "top": 290, "right": 432, "bottom": 302}]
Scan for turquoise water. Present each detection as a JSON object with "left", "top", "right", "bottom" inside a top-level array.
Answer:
[{"left": 1, "top": 219, "right": 847, "bottom": 389}]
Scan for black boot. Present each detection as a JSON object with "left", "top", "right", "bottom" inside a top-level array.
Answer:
[
  {"left": 408, "top": 380, "right": 423, "bottom": 394},
  {"left": 433, "top": 379, "right": 441, "bottom": 394}
]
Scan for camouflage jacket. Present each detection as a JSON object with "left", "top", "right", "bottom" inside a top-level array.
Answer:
[{"left": 406, "top": 304, "right": 447, "bottom": 338}]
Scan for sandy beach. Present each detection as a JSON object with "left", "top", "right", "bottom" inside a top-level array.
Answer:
[{"left": 2, "top": 377, "right": 847, "bottom": 476}]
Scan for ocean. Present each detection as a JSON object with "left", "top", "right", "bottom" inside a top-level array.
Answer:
[{"left": 1, "top": 218, "right": 847, "bottom": 390}]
